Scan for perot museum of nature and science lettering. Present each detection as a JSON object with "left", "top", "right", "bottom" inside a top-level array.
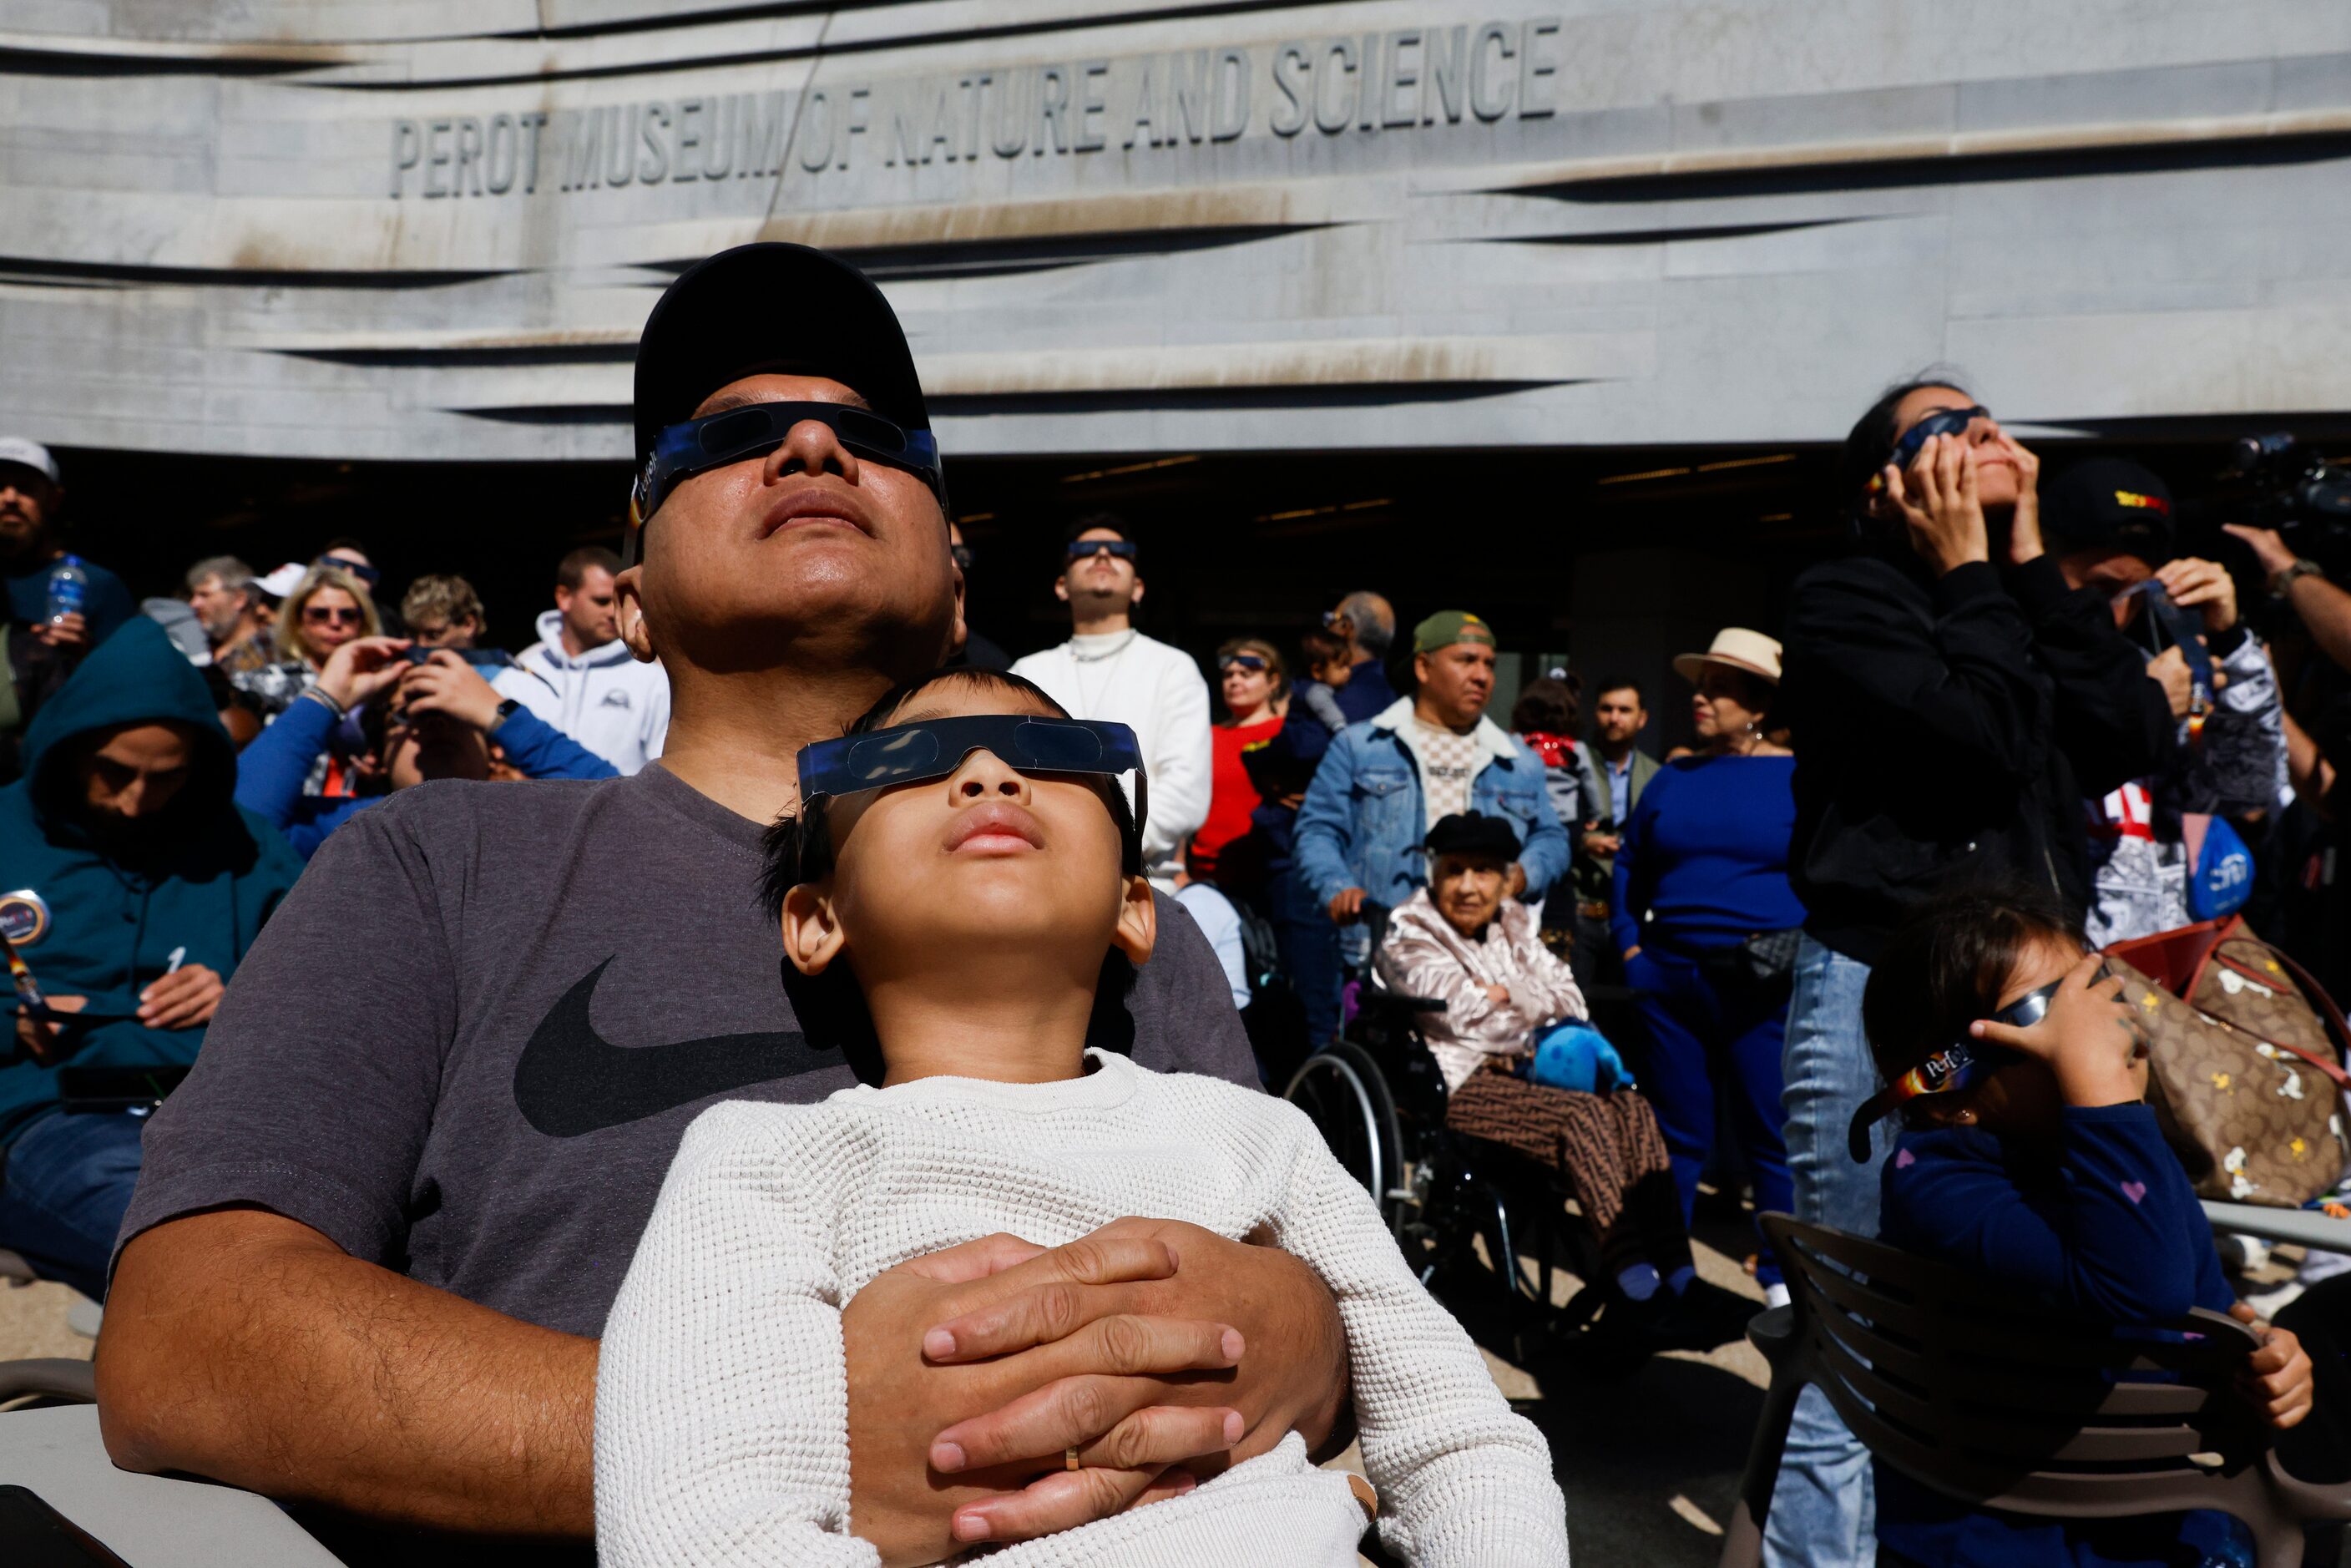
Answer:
[{"left": 6, "top": 1, "right": 2351, "bottom": 674}]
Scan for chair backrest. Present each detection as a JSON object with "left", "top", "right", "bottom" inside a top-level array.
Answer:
[{"left": 1762, "top": 1212, "right": 2273, "bottom": 1527}]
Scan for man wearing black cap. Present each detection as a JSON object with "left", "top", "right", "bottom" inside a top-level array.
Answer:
[
  {"left": 100, "top": 245, "right": 1346, "bottom": 1562},
  {"left": 2039, "top": 457, "right": 2282, "bottom": 945}
]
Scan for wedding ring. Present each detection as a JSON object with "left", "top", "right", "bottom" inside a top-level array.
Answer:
[{"left": 1064, "top": 1446, "right": 1081, "bottom": 1472}]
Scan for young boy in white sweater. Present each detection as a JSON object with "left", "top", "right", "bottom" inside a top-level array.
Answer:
[{"left": 595, "top": 666, "right": 1570, "bottom": 1567}]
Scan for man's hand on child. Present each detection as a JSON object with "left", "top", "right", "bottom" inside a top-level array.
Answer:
[
  {"left": 2228, "top": 1302, "right": 2315, "bottom": 1429},
  {"left": 1969, "top": 954, "right": 2144, "bottom": 1108},
  {"left": 842, "top": 1221, "right": 1342, "bottom": 1563}
]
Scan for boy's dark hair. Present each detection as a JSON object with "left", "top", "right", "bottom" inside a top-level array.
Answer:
[
  {"left": 1511, "top": 674, "right": 1580, "bottom": 736},
  {"left": 1842, "top": 369, "right": 1972, "bottom": 503},
  {"left": 1859, "top": 883, "right": 2082, "bottom": 1126},
  {"left": 1298, "top": 625, "right": 1348, "bottom": 667},
  {"left": 759, "top": 665, "right": 1143, "bottom": 922}
]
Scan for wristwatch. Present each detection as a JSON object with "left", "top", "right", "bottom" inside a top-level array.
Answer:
[
  {"left": 490, "top": 696, "right": 522, "bottom": 731},
  {"left": 2271, "top": 558, "right": 2325, "bottom": 598}
]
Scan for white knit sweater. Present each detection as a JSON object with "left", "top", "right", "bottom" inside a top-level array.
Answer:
[
  {"left": 596, "top": 1050, "right": 1570, "bottom": 1567},
  {"left": 1011, "top": 631, "right": 1214, "bottom": 890}
]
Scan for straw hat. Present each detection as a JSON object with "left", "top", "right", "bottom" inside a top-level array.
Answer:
[{"left": 1672, "top": 627, "right": 1782, "bottom": 685}]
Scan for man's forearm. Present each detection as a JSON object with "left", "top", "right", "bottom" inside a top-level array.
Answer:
[
  {"left": 99, "top": 1209, "right": 595, "bottom": 1536},
  {"left": 2291, "top": 575, "right": 2351, "bottom": 676}
]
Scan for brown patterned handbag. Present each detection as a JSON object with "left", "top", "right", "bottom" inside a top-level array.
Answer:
[{"left": 2104, "top": 915, "right": 2351, "bottom": 1208}]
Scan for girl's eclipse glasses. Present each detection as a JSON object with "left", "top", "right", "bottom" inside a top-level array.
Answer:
[{"left": 1847, "top": 971, "right": 2085, "bottom": 1161}]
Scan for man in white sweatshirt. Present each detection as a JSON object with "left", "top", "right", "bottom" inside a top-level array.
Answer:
[
  {"left": 495, "top": 545, "right": 670, "bottom": 774},
  {"left": 1011, "top": 517, "right": 1211, "bottom": 889}
]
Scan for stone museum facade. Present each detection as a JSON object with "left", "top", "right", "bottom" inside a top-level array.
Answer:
[{"left": 7, "top": 0, "right": 2349, "bottom": 468}]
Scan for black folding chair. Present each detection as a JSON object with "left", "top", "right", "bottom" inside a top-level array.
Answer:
[{"left": 1719, "top": 1212, "right": 2351, "bottom": 1568}]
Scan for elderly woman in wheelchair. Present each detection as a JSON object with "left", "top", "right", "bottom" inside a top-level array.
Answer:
[{"left": 1373, "top": 812, "right": 1703, "bottom": 1335}]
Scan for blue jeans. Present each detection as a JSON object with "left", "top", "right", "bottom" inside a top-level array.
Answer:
[
  {"left": 0, "top": 1110, "right": 148, "bottom": 1301},
  {"left": 1764, "top": 934, "right": 1883, "bottom": 1568},
  {"left": 1626, "top": 944, "right": 1793, "bottom": 1287},
  {"left": 1256, "top": 866, "right": 1343, "bottom": 1046}
]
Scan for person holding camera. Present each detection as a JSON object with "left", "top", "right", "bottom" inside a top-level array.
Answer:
[
  {"left": 1770, "top": 378, "right": 2176, "bottom": 1568},
  {"left": 232, "top": 637, "right": 617, "bottom": 859}
]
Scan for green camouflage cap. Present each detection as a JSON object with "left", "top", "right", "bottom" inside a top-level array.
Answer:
[{"left": 1413, "top": 609, "right": 1498, "bottom": 655}]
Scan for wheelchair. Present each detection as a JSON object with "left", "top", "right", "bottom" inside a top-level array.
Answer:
[{"left": 1281, "top": 904, "right": 1615, "bottom": 1364}]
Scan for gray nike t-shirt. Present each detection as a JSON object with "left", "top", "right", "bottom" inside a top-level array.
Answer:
[{"left": 117, "top": 765, "right": 1261, "bottom": 1337}]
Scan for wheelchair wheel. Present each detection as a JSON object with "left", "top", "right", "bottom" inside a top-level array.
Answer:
[{"left": 1283, "top": 1041, "right": 1406, "bottom": 1231}]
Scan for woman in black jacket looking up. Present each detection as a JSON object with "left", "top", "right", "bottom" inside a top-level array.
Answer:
[{"left": 1762, "top": 377, "right": 2177, "bottom": 1568}]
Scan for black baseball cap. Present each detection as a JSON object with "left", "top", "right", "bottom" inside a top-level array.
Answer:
[
  {"left": 2040, "top": 458, "right": 2177, "bottom": 563},
  {"left": 1424, "top": 812, "right": 1521, "bottom": 862},
  {"left": 632, "top": 243, "right": 931, "bottom": 465}
]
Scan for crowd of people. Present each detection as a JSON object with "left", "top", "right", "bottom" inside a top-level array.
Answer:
[{"left": 0, "top": 243, "right": 2347, "bottom": 1568}]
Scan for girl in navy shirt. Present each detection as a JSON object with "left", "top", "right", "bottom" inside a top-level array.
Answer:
[{"left": 1854, "top": 888, "right": 2316, "bottom": 1568}]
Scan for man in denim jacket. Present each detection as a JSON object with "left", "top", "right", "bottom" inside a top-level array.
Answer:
[{"left": 1296, "top": 610, "right": 1570, "bottom": 938}]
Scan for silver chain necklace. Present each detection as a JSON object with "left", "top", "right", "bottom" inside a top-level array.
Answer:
[{"left": 1069, "top": 630, "right": 1140, "bottom": 664}]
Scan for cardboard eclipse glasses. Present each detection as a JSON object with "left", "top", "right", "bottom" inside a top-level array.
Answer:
[
  {"left": 1846, "top": 971, "right": 2081, "bottom": 1161},
  {"left": 629, "top": 401, "right": 948, "bottom": 536},
  {"left": 796, "top": 715, "right": 1150, "bottom": 850}
]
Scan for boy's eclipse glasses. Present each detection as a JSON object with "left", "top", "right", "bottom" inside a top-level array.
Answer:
[
  {"left": 1069, "top": 539, "right": 1138, "bottom": 561},
  {"left": 629, "top": 402, "right": 948, "bottom": 537},
  {"left": 1847, "top": 971, "right": 2080, "bottom": 1161},
  {"left": 797, "top": 715, "right": 1150, "bottom": 845}
]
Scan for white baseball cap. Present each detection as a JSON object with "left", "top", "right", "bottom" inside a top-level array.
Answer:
[
  {"left": 0, "top": 438, "right": 59, "bottom": 485},
  {"left": 255, "top": 562, "right": 310, "bottom": 598}
]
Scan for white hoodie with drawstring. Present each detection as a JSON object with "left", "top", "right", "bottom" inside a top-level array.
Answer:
[{"left": 493, "top": 609, "right": 670, "bottom": 776}]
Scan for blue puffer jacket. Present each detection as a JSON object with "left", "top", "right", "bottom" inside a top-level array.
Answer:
[{"left": 1294, "top": 697, "right": 1570, "bottom": 911}]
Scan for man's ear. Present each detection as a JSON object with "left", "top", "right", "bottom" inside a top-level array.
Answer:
[
  {"left": 950, "top": 555, "right": 970, "bottom": 651},
  {"left": 1130, "top": 574, "right": 1145, "bottom": 608},
  {"left": 1110, "top": 873, "right": 1157, "bottom": 967},
  {"left": 781, "top": 883, "right": 848, "bottom": 976},
  {"left": 1413, "top": 651, "right": 1432, "bottom": 688},
  {"left": 1053, "top": 574, "right": 1071, "bottom": 605},
  {"left": 614, "top": 564, "right": 657, "bottom": 665}
]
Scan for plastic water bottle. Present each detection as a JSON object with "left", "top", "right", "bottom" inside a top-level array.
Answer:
[{"left": 44, "top": 554, "right": 87, "bottom": 626}]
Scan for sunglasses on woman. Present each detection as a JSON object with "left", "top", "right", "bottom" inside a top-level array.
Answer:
[
  {"left": 629, "top": 401, "right": 948, "bottom": 541},
  {"left": 1220, "top": 654, "right": 1268, "bottom": 673},
  {"left": 303, "top": 605, "right": 365, "bottom": 627}
]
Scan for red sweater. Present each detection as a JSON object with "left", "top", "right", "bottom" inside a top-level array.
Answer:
[{"left": 1194, "top": 717, "right": 1282, "bottom": 879}]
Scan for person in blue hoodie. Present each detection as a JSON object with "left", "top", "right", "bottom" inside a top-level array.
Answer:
[
  {"left": 0, "top": 618, "right": 302, "bottom": 1298},
  {"left": 235, "top": 635, "right": 618, "bottom": 859}
]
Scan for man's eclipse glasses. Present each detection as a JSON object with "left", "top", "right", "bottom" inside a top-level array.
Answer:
[
  {"left": 797, "top": 714, "right": 1150, "bottom": 847},
  {"left": 629, "top": 402, "right": 948, "bottom": 545},
  {"left": 1847, "top": 971, "right": 2081, "bottom": 1161}
]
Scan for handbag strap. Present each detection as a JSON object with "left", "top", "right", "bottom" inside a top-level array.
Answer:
[{"left": 2212, "top": 940, "right": 2351, "bottom": 1092}]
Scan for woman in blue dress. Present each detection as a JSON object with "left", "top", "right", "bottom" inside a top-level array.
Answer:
[{"left": 1613, "top": 627, "right": 1802, "bottom": 1301}]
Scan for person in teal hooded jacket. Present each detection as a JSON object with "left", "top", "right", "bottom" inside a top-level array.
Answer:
[{"left": 0, "top": 617, "right": 301, "bottom": 1298}]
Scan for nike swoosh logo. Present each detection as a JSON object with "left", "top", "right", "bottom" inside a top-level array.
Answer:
[{"left": 513, "top": 959, "right": 819, "bottom": 1137}]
